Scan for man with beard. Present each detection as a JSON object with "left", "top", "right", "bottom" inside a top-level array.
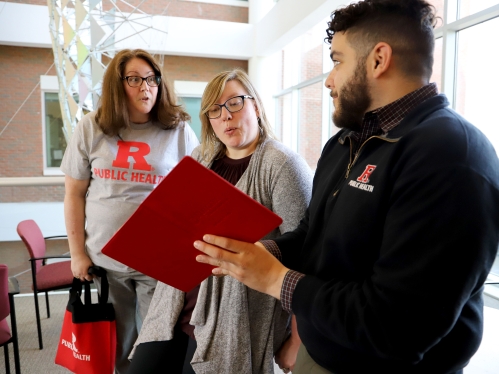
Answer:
[{"left": 194, "top": 0, "right": 499, "bottom": 373}]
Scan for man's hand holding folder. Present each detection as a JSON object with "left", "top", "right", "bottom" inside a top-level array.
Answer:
[
  {"left": 102, "top": 156, "right": 283, "bottom": 292},
  {"left": 194, "top": 236, "right": 288, "bottom": 300}
]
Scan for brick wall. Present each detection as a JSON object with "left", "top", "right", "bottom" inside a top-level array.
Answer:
[
  {"left": 7, "top": 0, "right": 248, "bottom": 23},
  {"left": 0, "top": 45, "right": 247, "bottom": 202},
  {"left": 0, "top": 186, "right": 66, "bottom": 203},
  {"left": 0, "top": 46, "right": 57, "bottom": 179},
  {"left": 163, "top": 55, "right": 247, "bottom": 81}
]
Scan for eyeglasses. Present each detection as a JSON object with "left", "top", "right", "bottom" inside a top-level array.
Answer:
[
  {"left": 205, "top": 95, "right": 254, "bottom": 119},
  {"left": 122, "top": 75, "right": 161, "bottom": 87}
]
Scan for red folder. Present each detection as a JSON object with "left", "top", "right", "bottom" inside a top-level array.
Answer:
[{"left": 101, "top": 156, "right": 283, "bottom": 292}]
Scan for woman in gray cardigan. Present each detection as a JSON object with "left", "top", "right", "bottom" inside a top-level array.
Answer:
[{"left": 129, "top": 69, "right": 312, "bottom": 374}]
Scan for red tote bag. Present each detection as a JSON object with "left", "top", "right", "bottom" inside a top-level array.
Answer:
[{"left": 55, "top": 266, "right": 116, "bottom": 374}]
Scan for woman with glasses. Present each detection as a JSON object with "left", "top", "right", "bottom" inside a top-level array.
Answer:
[
  {"left": 60, "top": 49, "right": 199, "bottom": 374},
  {"left": 129, "top": 69, "right": 312, "bottom": 374}
]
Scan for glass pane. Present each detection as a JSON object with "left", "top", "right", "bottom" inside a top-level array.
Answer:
[
  {"left": 180, "top": 97, "right": 202, "bottom": 141},
  {"left": 44, "top": 92, "right": 67, "bottom": 168},
  {"left": 455, "top": 17, "right": 499, "bottom": 277},
  {"left": 455, "top": 17, "right": 499, "bottom": 150},
  {"left": 279, "top": 39, "right": 300, "bottom": 91},
  {"left": 430, "top": 37, "right": 443, "bottom": 91},
  {"left": 298, "top": 82, "right": 323, "bottom": 171},
  {"left": 460, "top": 0, "right": 499, "bottom": 18},
  {"left": 275, "top": 94, "right": 293, "bottom": 147},
  {"left": 277, "top": 18, "right": 328, "bottom": 91},
  {"left": 299, "top": 19, "right": 328, "bottom": 83}
]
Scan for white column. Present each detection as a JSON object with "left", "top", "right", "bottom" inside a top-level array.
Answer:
[{"left": 248, "top": 0, "right": 278, "bottom": 130}]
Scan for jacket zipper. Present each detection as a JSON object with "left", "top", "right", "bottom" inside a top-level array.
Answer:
[
  {"left": 345, "top": 135, "right": 399, "bottom": 179},
  {"left": 332, "top": 135, "right": 398, "bottom": 197}
]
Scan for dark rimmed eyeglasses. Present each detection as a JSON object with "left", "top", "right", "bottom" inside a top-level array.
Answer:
[
  {"left": 205, "top": 95, "right": 254, "bottom": 119},
  {"left": 122, "top": 75, "right": 161, "bottom": 88}
]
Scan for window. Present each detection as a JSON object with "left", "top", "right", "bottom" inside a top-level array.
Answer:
[
  {"left": 298, "top": 82, "right": 323, "bottom": 170},
  {"left": 273, "top": 18, "right": 332, "bottom": 171},
  {"left": 44, "top": 93, "right": 66, "bottom": 169},
  {"left": 41, "top": 76, "right": 67, "bottom": 175},
  {"left": 455, "top": 16, "right": 499, "bottom": 152},
  {"left": 430, "top": 1, "right": 499, "bottom": 291},
  {"left": 430, "top": 37, "right": 443, "bottom": 91},
  {"left": 174, "top": 81, "right": 207, "bottom": 141},
  {"left": 181, "top": 97, "right": 202, "bottom": 140},
  {"left": 454, "top": 16, "right": 499, "bottom": 286},
  {"left": 459, "top": 0, "right": 499, "bottom": 18}
]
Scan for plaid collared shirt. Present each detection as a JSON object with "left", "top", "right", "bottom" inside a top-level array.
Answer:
[
  {"left": 351, "top": 82, "right": 438, "bottom": 145},
  {"left": 262, "top": 83, "right": 439, "bottom": 313}
]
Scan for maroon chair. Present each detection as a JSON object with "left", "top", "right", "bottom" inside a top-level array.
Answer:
[
  {"left": 0, "top": 264, "right": 20, "bottom": 374},
  {"left": 16, "top": 219, "right": 73, "bottom": 350}
]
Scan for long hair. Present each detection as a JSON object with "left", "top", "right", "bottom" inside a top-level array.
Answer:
[
  {"left": 95, "top": 49, "right": 190, "bottom": 136},
  {"left": 199, "top": 69, "right": 275, "bottom": 162},
  {"left": 325, "top": 0, "right": 438, "bottom": 80}
]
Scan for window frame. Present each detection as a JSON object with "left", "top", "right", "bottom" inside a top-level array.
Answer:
[
  {"left": 174, "top": 80, "right": 207, "bottom": 141},
  {"left": 436, "top": 1, "right": 499, "bottom": 107},
  {"left": 40, "top": 75, "right": 65, "bottom": 176}
]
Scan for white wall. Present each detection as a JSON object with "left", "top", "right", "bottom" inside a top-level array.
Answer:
[{"left": 0, "top": 202, "right": 65, "bottom": 241}]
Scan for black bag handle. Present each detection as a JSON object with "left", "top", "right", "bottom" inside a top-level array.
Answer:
[
  {"left": 68, "top": 266, "right": 115, "bottom": 323},
  {"left": 88, "top": 266, "right": 109, "bottom": 304},
  {"left": 69, "top": 266, "right": 109, "bottom": 306}
]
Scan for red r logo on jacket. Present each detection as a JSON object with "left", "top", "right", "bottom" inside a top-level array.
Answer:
[
  {"left": 112, "top": 141, "right": 152, "bottom": 171},
  {"left": 357, "top": 164, "right": 377, "bottom": 183}
]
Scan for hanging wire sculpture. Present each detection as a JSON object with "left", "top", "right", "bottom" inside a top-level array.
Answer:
[{"left": 48, "top": 0, "right": 169, "bottom": 141}]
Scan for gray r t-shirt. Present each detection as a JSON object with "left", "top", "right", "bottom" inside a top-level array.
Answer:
[{"left": 60, "top": 111, "right": 199, "bottom": 271}]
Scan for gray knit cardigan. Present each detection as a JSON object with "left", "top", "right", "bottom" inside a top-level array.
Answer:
[{"left": 131, "top": 138, "right": 312, "bottom": 373}]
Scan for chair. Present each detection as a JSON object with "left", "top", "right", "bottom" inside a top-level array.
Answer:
[
  {"left": 0, "top": 264, "right": 21, "bottom": 374},
  {"left": 16, "top": 219, "right": 73, "bottom": 350}
]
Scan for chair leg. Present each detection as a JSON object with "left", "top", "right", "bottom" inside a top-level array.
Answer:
[
  {"left": 4, "top": 344, "right": 11, "bottom": 374},
  {"left": 13, "top": 341, "right": 20, "bottom": 374},
  {"left": 9, "top": 299, "right": 20, "bottom": 374},
  {"left": 45, "top": 291, "right": 50, "bottom": 318},
  {"left": 33, "top": 292, "right": 44, "bottom": 349}
]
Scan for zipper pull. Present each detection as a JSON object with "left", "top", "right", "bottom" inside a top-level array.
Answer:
[{"left": 345, "top": 164, "right": 352, "bottom": 179}]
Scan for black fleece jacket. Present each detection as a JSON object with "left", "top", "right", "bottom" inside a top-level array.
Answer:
[{"left": 275, "top": 95, "right": 499, "bottom": 373}]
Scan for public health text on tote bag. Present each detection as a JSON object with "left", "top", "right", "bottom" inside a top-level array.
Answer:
[{"left": 55, "top": 266, "right": 116, "bottom": 374}]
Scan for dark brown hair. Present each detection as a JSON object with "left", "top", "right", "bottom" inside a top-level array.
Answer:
[
  {"left": 95, "top": 49, "right": 190, "bottom": 136},
  {"left": 326, "top": 0, "right": 438, "bottom": 80}
]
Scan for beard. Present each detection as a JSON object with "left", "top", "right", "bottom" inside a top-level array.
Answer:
[{"left": 332, "top": 60, "right": 372, "bottom": 132}]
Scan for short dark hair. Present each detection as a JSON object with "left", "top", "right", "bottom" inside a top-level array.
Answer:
[
  {"left": 96, "top": 49, "right": 190, "bottom": 137},
  {"left": 326, "top": 0, "right": 438, "bottom": 80}
]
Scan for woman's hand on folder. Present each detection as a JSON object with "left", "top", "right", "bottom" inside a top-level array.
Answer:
[{"left": 194, "top": 235, "right": 289, "bottom": 300}]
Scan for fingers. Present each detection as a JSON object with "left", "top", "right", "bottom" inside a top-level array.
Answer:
[
  {"left": 73, "top": 272, "right": 93, "bottom": 282},
  {"left": 194, "top": 234, "right": 252, "bottom": 267},
  {"left": 72, "top": 265, "right": 94, "bottom": 282},
  {"left": 194, "top": 239, "right": 238, "bottom": 278},
  {"left": 201, "top": 234, "right": 245, "bottom": 254},
  {"left": 194, "top": 239, "right": 230, "bottom": 265}
]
